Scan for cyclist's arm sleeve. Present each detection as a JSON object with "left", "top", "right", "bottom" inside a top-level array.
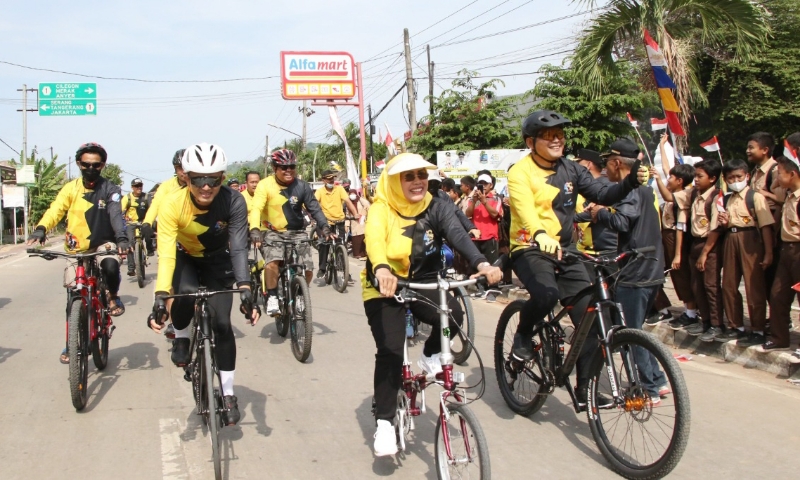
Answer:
[
  {"left": 437, "top": 190, "right": 476, "bottom": 231},
  {"left": 434, "top": 201, "right": 486, "bottom": 269},
  {"left": 36, "top": 183, "right": 72, "bottom": 231},
  {"left": 154, "top": 200, "right": 180, "bottom": 294},
  {"left": 248, "top": 180, "right": 268, "bottom": 230},
  {"left": 303, "top": 185, "right": 329, "bottom": 228},
  {"left": 507, "top": 168, "right": 543, "bottom": 240},
  {"left": 142, "top": 185, "right": 163, "bottom": 225},
  {"left": 574, "top": 210, "right": 592, "bottom": 223},
  {"left": 364, "top": 202, "right": 390, "bottom": 272},
  {"left": 576, "top": 166, "right": 633, "bottom": 206},
  {"left": 107, "top": 187, "right": 126, "bottom": 240},
  {"left": 595, "top": 190, "right": 638, "bottom": 233},
  {"left": 228, "top": 192, "right": 250, "bottom": 287}
]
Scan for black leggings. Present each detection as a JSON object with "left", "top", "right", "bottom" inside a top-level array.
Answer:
[
  {"left": 365, "top": 289, "right": 463, "bottom": 420},
  {"left": 100, "top": 258, "right": 121, "bottom": 295},
  {"left": 169, "top": 252, "right": 237, "bottom": 371}
]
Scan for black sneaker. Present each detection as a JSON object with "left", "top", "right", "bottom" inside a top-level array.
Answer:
[
  {"left": 511, "top": 332, "right": 533, "bottom": 361},
  {"left": 127, "top": 267, "right": 136, "bottom": 276},
  {"left": 756, "top": 340, "right": 790, "bottom": 353},
  {"left": 171, "top": 338, "right": 191, "bottom": 367},
  {"left": 221, "top": 395, "right": 240, "bottom": 425},
  {"left": 699, "top": 326, "right": 723, "bottom": 343},
  {"left": 316, "top": 269, "right": 325, "bottom": 279},
  {"left": 669, "top": 313, "right": 697, "bottom": 331},
  {"left": 646, "top": 311, "right": 672, "bottom": 326},
  {"left": 575, "top": 386, "right": 614, "bottom": 412},
  {"left": 737, "top": 332, "right": 766, "bottom": 348},
  {"left": 717, "top": 328, "right": 745, "bottom": 342},
  {"left": 683, "top": 322, "right": 706, "bottom": 336}
]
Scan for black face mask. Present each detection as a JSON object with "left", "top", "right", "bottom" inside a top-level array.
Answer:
[{"left": 81, "top": 168, "right": 101, "bottom": 183}]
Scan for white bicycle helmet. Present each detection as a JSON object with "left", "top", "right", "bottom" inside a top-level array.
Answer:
[{"left": 181, "top": 143, "right": 228, "bottom": 174}]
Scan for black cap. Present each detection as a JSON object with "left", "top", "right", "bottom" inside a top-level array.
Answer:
[
  {"left": 227, "top": 178, "right": 240, "bottom": 186},
  {"left": 602, "top": 138, "right": 640, "bottom": 159},
  {"left": 321, "top": 169, "right": 337, "bottom": 179},
  {"left": 131, "top": 178, "right": 143, "bottom": 186},
  {"left": 576, "top": 149, "right": 604, "bottom": 166}
]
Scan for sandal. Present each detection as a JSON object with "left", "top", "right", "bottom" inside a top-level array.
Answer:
[
  {"left": 60, "top": 348, "right": 69, "bottom": 364},
  {"left": 108, "top": 295, "right": 125, "bottom": 317}
]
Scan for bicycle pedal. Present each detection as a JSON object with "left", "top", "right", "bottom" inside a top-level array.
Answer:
[{"left": 108, "top": 325, "right": 116, "bottom": 338}]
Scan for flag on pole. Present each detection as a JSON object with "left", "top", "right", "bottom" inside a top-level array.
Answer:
[
  {"left": 328, "top": 106, "right": 361, "bottom": 191},
  {"left": 384, "top": 123, "right": 396, "bottom": 155},
  {"left": 626, "top": 112, "right": 639, "bottom": 128},
  {"left": 784, "top": 139, "right": 799, "bottom": 165},
  {"left": 375, "top": 159, "right": 385, "bottom": 169},
  {"left": 643, "top": 30, "right": 685, "bottom": 136},
  {"left": 651, "top": 118, "right": 668, "bottom": 131},
  {"left": 700, "top": 136, "right": 721, "bottom": 152}
]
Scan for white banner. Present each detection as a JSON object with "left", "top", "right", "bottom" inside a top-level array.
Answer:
[
  {"left": 16, "top": 165, "right": 35, "bottom": 185},
  {"left": 2, "top": 184, "right": 25, "bottom": 208},
  {"left": 328, "top": 106, "right": 360, "bottom": 191},
  {"left": 436, "top": 149, "right": 529, "bottom": 195}
]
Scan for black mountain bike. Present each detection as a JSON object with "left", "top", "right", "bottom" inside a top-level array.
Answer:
[
  {"left": 127, "top": 222, "right": 148, "bottom": 288},
  {"left": 494, "top": 246, "right": 690, "bottom": 479},
  {"left": 249, "top": 244, "right": 264, "bottom": 306},
  {"left": 318, "top": 221, "right": 349, "bottom": 293},
  {"left": 164, "top": 288, "right": 244, "bottom": 480},
  {"left": 268, "top": 238, "right": 314, "bottom": 362}
]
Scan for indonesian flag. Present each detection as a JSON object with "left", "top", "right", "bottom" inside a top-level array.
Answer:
[
  {"left": 384, "top": 123, "right": 397, "bottom": 155},
  {"left": 700, "top": 136, "right": 720, "bottom": 152},
  {"left": 784, "top": 139, "right": 799, "bottom": 165},
  {"left": 651, "top": 118, "right": 668, "bottom": 131},
  {"left": 375, "top": 159, "right": 385, "bottom": 169},
  {"left": 715, "top": 189, "right": 726, "bottom": 213},
  {"left": 626, "top": 112, "right": 638, "bottom": 128}
]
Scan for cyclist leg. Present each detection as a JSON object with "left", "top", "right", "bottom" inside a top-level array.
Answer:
[
  {"left": 616, "top": 285, "right": 666, "bottom": 396},
  {"left": 317, "top": 224, "right": 329, "bottom": 278},
  {"left": 169, "top": 252, "right": 199, "bottom": 366},
  {"left": 98, "top": 243, "right": 124, "bottom": 316},
  {"left": 555, "top": 262, "right": 595, "bottom": 392},
  {"left": 261, "top": 231, "right": 284, "bottom": 315},
  {"left": 126, "top": 226, "right": 136, "bottom": 275},
  {"left": 364, "top": 298, "right": 405, "bottom": 419},
  {"left": 289, "top": 230, "right": 315, "bottom": 284},
  {"left": 511, "top": 250, "right": 561, "bottom": 360}
]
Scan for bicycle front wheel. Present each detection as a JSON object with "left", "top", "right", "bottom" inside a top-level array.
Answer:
[
  {"left": 494, "top": 300, "right": 552, "bottom": 416},
  {"left": 68, "top": 298, "right": 89, "bottom": 411},
  {"left": 451, "top": 286, "right": 475, "bottom": 365},
  {"left": 91, "top": 309, "right": 109, "bottom": 370},
  {"left": 435, "top": 403, "right": 491, "bottom": 479},
  {"left": 203, "top": 337, "right": 222, "bottom": 479},
  {"left": 275, "top": 277, "right": 290, "bottom": 337},
  {"left": 135, "top": 240, "right": 145, "bottom": 288},
  {"left": 289, "top": 276, "right": 313, "bottom": 362},
  {"left": 587, "top": 328, "right": 690, "bottom": 479},
  {"left": 332, "top": 244, "right": 349, "bottom": 293}
]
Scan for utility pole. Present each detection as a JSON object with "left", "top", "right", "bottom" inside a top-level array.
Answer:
[
  {"left": 68, "top": 156, "right": 72, "bottom": 180},
  {"left": 403, "top": 28, "right": 417, "bottom": 132},
  {"left": 50, "top": 146, "right": 54, "bottom": 162},
  {"left": 368, "top": 105, "right": 375, "bottom": 174},
  {"left": 264, "top": 135, "right": 270, "bottom": 177},
  {"left": 427, "top": 44, "right": 434, "bottom": 117},
  {"left": 16, "top": 84, "right": 37, "bottom": 241},
  {"left": 298, "top": 101, "right": 315, "bottom": 152}
]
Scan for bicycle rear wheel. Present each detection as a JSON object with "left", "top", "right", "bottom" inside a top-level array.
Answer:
[
  {"left": 275, "top": 277, "right": 290, "bottom": 337},
  {"left": 135, "top": 240, "right": 145, "bottom": 288},
  {"left": 289, "top": 276, "right": 313, "bottom": 362},
  {"left": 587, "top": 328, "right": 690, "bottom": 479},
  {"left": 68, "top": 298, "right": 89, "bottom": 411},
  {"left": 203, "top": 337, "right": 222, "bottom": 479},
  {"left": 435, "top": 403, "right": 490, "bottom": 479},
  {"left": 451, "top": 286, "right": 475, "bottom": 365},
  {"left": 332, "top": 244, "right": 349, "bottom": 293},
  {"left": 494, "top": 300, "right": 552, "bottom": 416}
]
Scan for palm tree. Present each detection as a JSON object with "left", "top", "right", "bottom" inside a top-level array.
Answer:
[
  {"left": 571, "top": 0, "right": 770, "bottom": 137},
  {"left": 10, "top": 155, "right": 67, "bottom": 228}
]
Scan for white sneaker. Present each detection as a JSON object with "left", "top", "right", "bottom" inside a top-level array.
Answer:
[
  {"left": 266, "top": 296, "right": 280, "bottom": 316},
  {"left": 373, "top": 419, "right": 398, "bottom": 456},
  {"left": 418, "top": 353, "right": 442, "bottom": 375}
]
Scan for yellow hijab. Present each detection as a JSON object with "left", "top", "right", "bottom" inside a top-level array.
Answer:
[{"left": 375, "top": 154, "right": 434, "bottom": 217}]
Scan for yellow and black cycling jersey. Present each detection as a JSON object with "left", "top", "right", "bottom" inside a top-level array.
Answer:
[
  {"left": 155, "top": 186, "right": 249, "bottom": 293},
  {"left": 248, "top": 175, "right": 328, "bottom": 232},
  {"left": 121, "top": 192, "right": 149, "bottom": 223},
  {"left": 36, "top": 177, "right": 126, "bottom": 253},
  {"left": 508, "top": 154, "right": 633, "bottom": 252},
  {"left": 242, "top": 189, "right": 268, "bottom": 231},
  {"left": 573, "top": 177, "right": 618, "bottom": 255},
  {"left": 142, "top": 176, "right": 185, "bottom": 225}
]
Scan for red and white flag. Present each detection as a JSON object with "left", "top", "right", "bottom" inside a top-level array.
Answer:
[
  {"left": 700, "top": 136, "right": 720, "bottom": 152},
  {"left": 384, "top": 123, "right": 396, "bottom": 155},
  {"left": 375, "top": 159, "right": 385, "bottom": 169},
  {"left": 784, "top": 139, "right": 799, "bottom": 164},
  {"left": 651, "top": 118, "right": 668, "bottom": 131},
  {"left": 626, "top": 112, "right": 639, "bottom": 128},
  {"left": 715, "top": 189, "right": 726, "bottom": 213}
]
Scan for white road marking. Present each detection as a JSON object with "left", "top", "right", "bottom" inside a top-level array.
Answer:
[{"left": 160, "top": 418, "right": 189, "bottom": 479}]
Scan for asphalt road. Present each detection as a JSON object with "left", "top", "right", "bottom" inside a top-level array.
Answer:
[{"left": 0, "top": 249, "right": 798, "bottom": 479}]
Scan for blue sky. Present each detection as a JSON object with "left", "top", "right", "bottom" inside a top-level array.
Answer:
[{"left": 0, "top": 0, "right": 596, "bottom": 190}]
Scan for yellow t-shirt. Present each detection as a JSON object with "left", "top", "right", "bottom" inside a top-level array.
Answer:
[{"left": 315, "top": 185, "right": 348, "bottom": 222}]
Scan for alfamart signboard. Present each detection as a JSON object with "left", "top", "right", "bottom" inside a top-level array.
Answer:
[{"left": 280, "top": 51, "right": 355, "bottom": 100}]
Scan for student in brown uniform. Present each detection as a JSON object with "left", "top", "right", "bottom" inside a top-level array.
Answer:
[
  {"left": 705, "top": 159, "right": 774, "bottom": 344},
  {"left": 759, "top": 137, "right": 800, "bottom": 353},
  {"left": 651, "top": 161, "right": 699, "bottom": 327},
  {"left": 680, "top": 159, "right": 724, "bottom": 336}
]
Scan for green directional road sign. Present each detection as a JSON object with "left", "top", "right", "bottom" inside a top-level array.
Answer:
[{"left": 38, "top": 83, "right": 97, "bottom": 116}]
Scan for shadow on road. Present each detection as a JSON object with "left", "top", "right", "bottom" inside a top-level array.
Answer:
[
  {"left": 119, "top": 294, "right": 140, "bottom": 307},
  {"left": 83, "top": 342, "right": 162, "bottom": 412},
  {"left": 0, "top": 297, "right": 10, "bottom": 309},
  {"left": 0, "top": 346, "right": 21, "bottom": 363},
  {"left": 235, "top": 384, "right": 272, "bottom": 437}
]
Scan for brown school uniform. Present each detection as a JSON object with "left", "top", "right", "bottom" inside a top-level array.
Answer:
[
  {"left": 689, "top": 187, "right": 723, "bottom": 327},
  {"left": 750, "top": 158, "right": 786, "bottom": 215},
  {"left": 721, "top": 187, "right": 774, "bottom": 331},
  {"left": 768, "top": 189, "right": 800, "bottom": 347},
  {"left": 661, "top": 188, "right": 694, "bottom": 303}
]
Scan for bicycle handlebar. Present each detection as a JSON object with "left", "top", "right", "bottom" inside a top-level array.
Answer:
[
  {"left": 27, "top": 247, "right": 115, "bottom": 261},
  {"left": 562, "top": 246, "right": 656, "bottom": 265},
  {"left": 371, "top": 274, "right": 487, "bottom": 293},
  {"left": 159, "top": 288, "right": 246, "bottom": 300}
]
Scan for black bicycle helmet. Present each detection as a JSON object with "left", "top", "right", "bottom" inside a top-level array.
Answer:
[
  {"left": 75, "top": 142, "right": 108, "bottom": 162},
  {"left": 271, "top": 148, "right": 297, "bottom": 165},
  {"left": 227, "top": 178, "right": 240, "bottom": 187},
  {"left": 522, "top": 110, "right": 571, "bottom": 140},
  {"left": 172, "top": 149, "right": 186, "bottom": 166}
]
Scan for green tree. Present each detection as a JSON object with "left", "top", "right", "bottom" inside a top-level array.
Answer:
[
  {"left": 408, "top": 70, "right": 523, "bottom": 160},
  {"left": 100, "top": 163, "right": 123, "bottom": 185},
  {"left": 531, "top": 64, "right": 660, "bottom": 152},
  {"left": 570, "top": 0, "right": 769, "bottom": 135},
  {"left": 10, "top": 155, "right": 67, "bottom": 227}
]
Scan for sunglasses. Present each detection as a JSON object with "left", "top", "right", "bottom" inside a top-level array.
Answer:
[
  {"left": 189, "top": 175, "right": 223, "bottom": 188},
  {"left": 276, "top": 165, "right": 297, "bottom": 171},
  {"left": 537, "top": 130, "right": 566, "bottom": 142},
  {"left": 402, "top": 170, "right": 429, "bottom": 182},
  {"left": 78, "top": 160, "right": 104, "bottom": 170}
]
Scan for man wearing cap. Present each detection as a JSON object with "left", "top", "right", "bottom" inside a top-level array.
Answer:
[
  {"left": 315, "top": 170, "right": 361, "bottom": 278},
  {"left": 573, "top": 149, "right": 618, "bottom": 260},
  {"left": 466, "top": 173, "right": 502, "bottom": 295},
  {"left": 122, "top": 178, "right": 150, "bottom": 276},
  {"left": 227, "top": 178, "right": 241, "bottom": 191}
]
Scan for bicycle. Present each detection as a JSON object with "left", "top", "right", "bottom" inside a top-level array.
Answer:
[
  {"left": 374, "top": 275, "right": 491, "bottom": 479},
  {"left": 266, "top": 237, "right": 314, "bottom": 363},
  {"left": 317, "top": 221, "right": 349, "bottom": 293},
  {"left": 127, "top": 222, "right": 148, "bottom": 288},
  {"left": 28, "top": 246, "right": 117, "bottom": 411},
  {"left": 494, "top": 246, "right": 690, "bottom": 479},
  {"left": 161, "top": 288, "right": 243, "bottom": 480},
  {"left": 248, "top": 244, "right": 264, "bottom": 306}
]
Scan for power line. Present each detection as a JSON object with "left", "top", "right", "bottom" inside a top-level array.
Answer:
[{"left": 0, "top": 136, "right": 20, "bottom": 155}]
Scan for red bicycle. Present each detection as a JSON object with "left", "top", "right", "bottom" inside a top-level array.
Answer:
[{"left": 29, "top": 247, "right": 116, "bottom": 411}]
